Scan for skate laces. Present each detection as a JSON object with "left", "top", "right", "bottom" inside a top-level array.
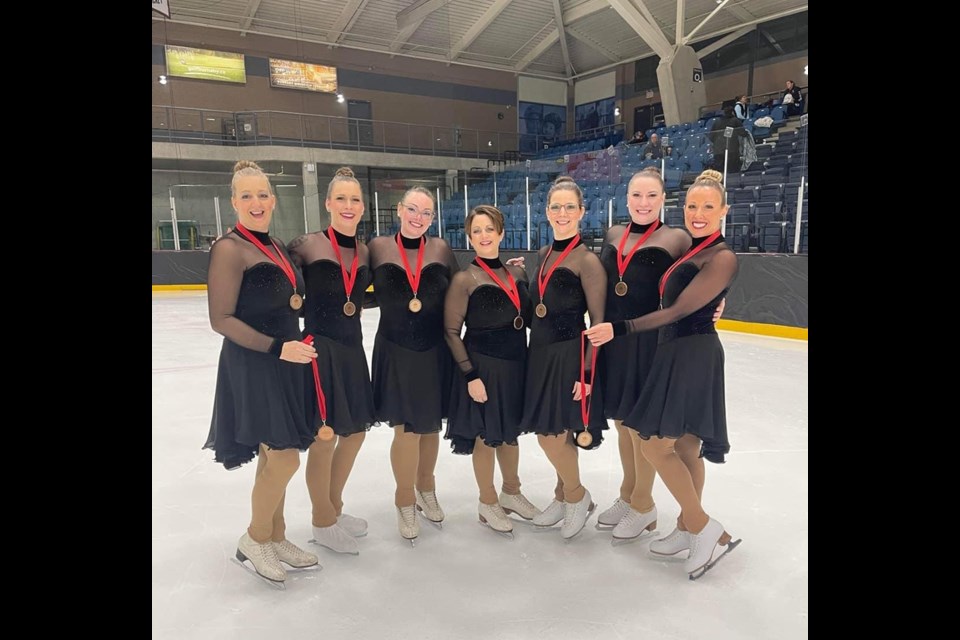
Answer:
[
  {"left": 262, "top": 540, "right": 281, "bottom": 564},
  {"left": 399, "top": 505, "right": 417, "bottom": 526},
  {"left": 421, "top": 491, "right": 440, "bottom": 510}
]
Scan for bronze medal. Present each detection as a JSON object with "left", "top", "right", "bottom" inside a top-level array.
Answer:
[
  {"left": 343, "top": 300, "right": 357, "bottom": 316},
  {"left": 615, "top": 281, "right": 628, "bottom": 297},
  {"left": 317, "top": 424, "right": 335, "bottom": 441},
  {"left": 513, "top": 316, "right": 524, "bottom": 330},
  {"left": 535, "top": 303, "right": 547, "bottom": 318},
  {"left": 408, "top": 297, "right": 422, "bottom": 313},
  {"left": 576, "top": 430, "right": 593, "bottom": 447},
  {"left": 290, "top": 293, "right": 303, "bottom": 310}
]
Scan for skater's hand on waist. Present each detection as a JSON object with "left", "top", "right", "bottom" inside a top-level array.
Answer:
[
  {"left": 281, "top": 340, "right": 317, "bottom": 364},
  {"left": 505, "top": 257, "right": 525, "bottom": 268},
  {"left": 713, "top": 298, "right": 726, "bottom": 323}
]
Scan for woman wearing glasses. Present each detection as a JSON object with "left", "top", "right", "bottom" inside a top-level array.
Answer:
[
  {"left": 287, "top": 167, "right": 376, "bottom": 556},
  {"left": 368, "top": 187, "right": 460, "bottom": 544},
  {"left": 521, "top": 175, "right": 608, "bottom": 540},
  {"left": 443, "top": 205, "right": 542, "bottom": 537}
]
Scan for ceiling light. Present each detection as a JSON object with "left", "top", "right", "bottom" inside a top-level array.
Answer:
[
  {"left": 337, "top": 94, "right": 345, "bottom": 103},
  {"left": 158, "top": 75, "right": 168, "bottom": 85},
  {"left": 803, "top": 64, "right": 808, "bottom": 75},
  {"left": 614, "top": 107, "right": 621, "bottom": 117},
  {"left": 487, "top": 141, "right": 493, "bottom": 147}
]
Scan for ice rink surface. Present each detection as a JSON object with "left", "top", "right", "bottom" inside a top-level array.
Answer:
[{"left": 153, "top": 291, "right": 807, "bottom": 640}]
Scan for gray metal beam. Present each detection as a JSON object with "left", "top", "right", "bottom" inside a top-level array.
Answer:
[
  {"left": 514, "top": 30, "right": 560, "bottom": 71},
  {"left": 328, "top": 0, "right": 370, "bottom": 45},
  {"left": 449, "top": 0, "right": 514, "bottom": 60},
  {"left": 695, "top": 25, "right": 752, "bottom": 57},
  {"left": 552, "top": 0, "right": 574, "bottom": 76},
  {"left": 607, "top": 0, "right": 672, "bottom": 58},
  {"left": 397, "top": 0, "right": 452, "bottom": 31},
  {"left": 239, "top": 0, "right": 263, "bottom": 36},
  {"left": 566, "top": 27, "right": 620, "bottom": 63},
  {"left": 683, "top": 0, "right": 729, "bottom": 45}
]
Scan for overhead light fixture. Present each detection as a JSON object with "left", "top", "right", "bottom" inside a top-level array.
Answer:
[
  {"left": 614, "top": 107, "right": 621, "bottom": 117},
  {"left": 487, "top": 141, "right": 493, "bottom": 147},
  {"left": 158, "top": 75, "right": 168, "bottom": 85},
  {"left": 337, "top": 94, "right": 345, "bottom": 103},
  {"left": 803, "top": 64, "right": 808, "bottom": 75}
]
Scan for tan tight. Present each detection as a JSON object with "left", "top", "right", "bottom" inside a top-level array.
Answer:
[
  {"left": 305, "top": 432, "right": 367, "bottom": 528},
  {"left": 390, "top": 426, "right": 440, "bottom": 507},
  {"left": 537, "top": 432, "right": 586, "bottom": 504},
  {"left": 471, "top": 439, "right": 522, "bottom": 504},
  {"left": 248, "top": 444, "right": 300, "bottom": 543},
  {"left": 639, "top": 435, "right": 708, "bottom": 533},
  {"left": 614, "top": 420, "right": 657, "bottom": 513}
]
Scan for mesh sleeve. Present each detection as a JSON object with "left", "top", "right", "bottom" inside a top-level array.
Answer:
[
  {"left": 207, "top": 238, "right": 280, "bottom": 354},
  {"left": 443, "top": 271, "right": 476, "bottom": 379},
  {"left": 623, "top": 249, "right": 738, "bottom": 334},
  {"left": 579, "top": 251, "right": 607, "bottom": 372}
]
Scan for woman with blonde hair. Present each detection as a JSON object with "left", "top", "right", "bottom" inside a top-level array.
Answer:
[
  {"left": 587, "top": 169, "right": 741, "bottom": 579},
  {"left": 288, "top": 167, "right": 376, "bottom": 555},
  {"left": 204, "top": 160, "right": 320, "bottom": 587}
]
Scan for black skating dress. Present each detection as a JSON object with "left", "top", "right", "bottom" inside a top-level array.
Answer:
[
  {"left": 443, "top": 257, "right": 533, "bottom": 454},
  {"left": 368, "top": 233, "right": 459, "bottom": 433},
  {"left": 288, "top": 228, "right": 376, "bottom": 437},
  {"left": 204, "top": 229, "right": 315, "bottom": 470},
  {"left": 597, "top": 222, "right": 689, "bottom": 420},
  {"left": 519, "top": 236, "right": 608, "bottom": 448},
  {"left": 620, "top": 235, "right": 739, "bottom": 463}
]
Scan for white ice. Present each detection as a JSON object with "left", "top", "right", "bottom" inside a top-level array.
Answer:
[{"left": 153, "top": 291, "right": 808, "bottom": 640}]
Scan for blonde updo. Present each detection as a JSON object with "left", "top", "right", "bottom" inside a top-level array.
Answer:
[
  {"left": 231, "top": 160, "right": 272, "bottom": 196},
  {"left": 326, "top": 166, "right": 363, "bottom": 199},
  {"left": 687, "top": 169, "right": 726, "bottom": 205},
  {"left": 547, "top": 175, "right": 584, "bottom": 208},
  {"left": 628, "top": 166, "right": 665, "bottom": 193}
]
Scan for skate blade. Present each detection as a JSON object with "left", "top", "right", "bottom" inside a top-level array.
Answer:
[
  {"left": 307, "top": 539, "right": 360, "bottom": 556},
  {"left": 595, "top": 522, "right": 616, "bottom": 530},
  {"left": 478, "top": 517, "right": 515, "bottom": 539},
  {"left": 502, "top": 507, "right": 537, "bottom": 522},
  {"left": 688, "top": 538, "right": 742, "bottom": 581},
  {"left": 279, "top": 560, "right": 323, "bottom": 571},
  {"left": 231, "top": 556, "right": 286, "bottom": 590},
  {"left": 611, "top": 529, "right": 658, "bottom": 546},
  {"left": 415, "top": 505, "right": 444, "bottom": 528}
]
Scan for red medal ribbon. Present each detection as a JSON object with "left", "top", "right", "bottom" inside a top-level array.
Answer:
[
  {"left": 580, "top": 330, "right": 599, "bottom": 428},
  {"left": 616, "top": 221, "right": 660, "bottom": 279},
  {"left": 537, "top": 234, "right": 581, "bottom": 303},
  {"left": 234, "top": 223, "right": 298, "bottom": 293},
  {"left": 302, "top": 335, "right": 327, "bottom": 426},
  {"left": 396, "top": 234, "right": 426, "bottom": 297},
  {"left": 658, "top": 230, "right": 722, "bottom": 299},
  {"left": 473, "top": 258, "right": 521, "bottom": 316},
  {"left": 327, "top": 227, "right": 359, "bottom": 302}
]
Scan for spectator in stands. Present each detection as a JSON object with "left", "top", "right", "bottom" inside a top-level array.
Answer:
[
  {"left": 781, "top": 80, "right": 803, "bottom": 117},
  {"left": 642, "top": 133, "right": 668, "bottom": 160},
  {"left": 734, "top": 95, "right": 748, "bottom": 121},
  {"left": 626, "top": 131, "right": 647, "bottom": 145},
  {"left": 709, "top": 108, "right": 746, "bottom": 173}
]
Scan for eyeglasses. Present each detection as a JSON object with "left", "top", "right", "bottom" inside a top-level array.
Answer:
[
  {"left": 401, "top": 203, "right": 435, "bottom": 219},
  {"left": 548, "top": 203, "right": 582, "bottom": 214}
]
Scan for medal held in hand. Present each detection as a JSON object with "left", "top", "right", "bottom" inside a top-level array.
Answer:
[
  {"left": 576, "top": 330, "right": 599, "bottom": 448},
  {"left": 303, "top": 335, "right": 335, "bottom": 441}
]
